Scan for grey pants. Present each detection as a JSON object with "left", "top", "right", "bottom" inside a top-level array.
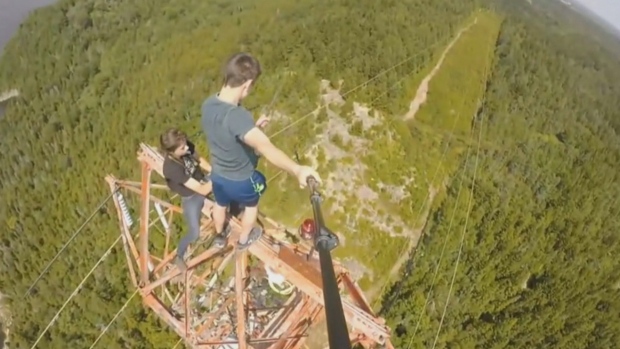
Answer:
[{"left": 178, "top": 194, "right": 205, "bottom": 259}]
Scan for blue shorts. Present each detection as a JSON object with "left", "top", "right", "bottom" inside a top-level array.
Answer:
[{"left": 211, "top": 170, "right": 267, "bottom": 207}]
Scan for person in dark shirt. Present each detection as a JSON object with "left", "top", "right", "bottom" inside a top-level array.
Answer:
[{"left": 160, "top": 128, "right": 225, "bottom": 272}]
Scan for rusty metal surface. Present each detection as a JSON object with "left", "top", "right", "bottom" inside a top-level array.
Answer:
[{"left": 104, "top": 144, "right": 393, "bottom": 348}]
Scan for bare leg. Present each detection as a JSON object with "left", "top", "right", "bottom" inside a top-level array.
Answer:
[
  {"left": 212, "top": 202, "right": 227, "bottom": 234},
  {"left": 238, "top": 206, "right": 258, "bottom": 244}
]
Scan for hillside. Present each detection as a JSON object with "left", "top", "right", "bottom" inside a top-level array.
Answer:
[
  {"left": 0, "top": 0, "right": 484, "bottom": 348},
  {"left": 383, "top": 0, "right": 620, "bottom": 348},
  {"left": 0, "top": 0, "right": 619, "bottom": 348}
]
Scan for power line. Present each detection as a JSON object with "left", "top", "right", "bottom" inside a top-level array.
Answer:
[
  {"left": 189, "top": 37, "right": 450, "bottom": 143},
  {"left": 375, "top": 95, "right": 467, "bottom": 313},
  {"left": 407, "top": 31, "right": 492, "bottom": 349},
  {"left": 263, "top": 51, "right": 461, "bottom": 316},
  {"left": 395, "top": 30, "right": 497, "bottom": 345},
  {"left": 266, "top": 52, "right": 432, "bottom": 185},
  {"left": 29, "top": 31, "right": 465, "bottom": 349},
  {"left": 430, "top": 97, "right": 484, "bottom": 349},
  {"left": 88, "top": 289, "right": 140, "bottom": 349},
  {"left": 190, "top": 83, "right": 284, "bottom": 140},
  {"left": 404, "top": 134, "right": 472, "bottom": 349},
  {"left": 29, "top": 197, "right": 159, "bottom": 349},
  {"left": 29, "top": 235, "right": 122, "bottom": 349},
  {"left": 24, "top": 190, "right": 118, "bottom": 297},
  {"left": 268, "top": 38, "right": 450, "bottom": 140}
]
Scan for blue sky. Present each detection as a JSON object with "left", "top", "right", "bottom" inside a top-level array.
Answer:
[{"left": 574, "top": 0, "right": 620, "bottom": 30}]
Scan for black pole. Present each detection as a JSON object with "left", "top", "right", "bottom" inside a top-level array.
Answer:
[{"left": 307, "top": 177, "right": 353, "bottom": 349}]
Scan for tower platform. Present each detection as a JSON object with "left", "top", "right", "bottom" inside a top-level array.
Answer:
[{"left": 104, "top": 143, "right": 393, "bottom": 349}]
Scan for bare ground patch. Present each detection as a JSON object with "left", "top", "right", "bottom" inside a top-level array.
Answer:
[{"left": 300, "top": 81, "right": 426, "bottom": 284}]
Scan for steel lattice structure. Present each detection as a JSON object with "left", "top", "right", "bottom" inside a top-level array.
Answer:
[{"left": 104, "top": 143, "right": 393, "bottom": 349}]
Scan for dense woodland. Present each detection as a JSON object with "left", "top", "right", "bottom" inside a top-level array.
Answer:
[
  {"left": 382, "top": 0, "right": 620, "bottom": 348},
  {"left": 0, "top": 0, "right": 619, "bottom": 348}
]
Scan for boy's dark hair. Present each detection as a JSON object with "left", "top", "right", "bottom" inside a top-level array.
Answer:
[
  {"left": 160, "top": 128, "right": 187, "bottom": 155},
  {"left": 223, "top": 52, "right": 262, "bottom": 88}
]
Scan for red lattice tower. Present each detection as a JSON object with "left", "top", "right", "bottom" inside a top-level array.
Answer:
[{"left": 104, "top": 143, "right": 393, "bottom": 349}]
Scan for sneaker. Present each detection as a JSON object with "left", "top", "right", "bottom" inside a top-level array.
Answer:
[
  {"left": 237, "top": 227, "right": 263, "bottom": 251},
  {"left": 174, "top": 255, "right": 188, "bottom": 273},
  {"left": 212, "top": 224, "right": 232, "bottom": 248}
]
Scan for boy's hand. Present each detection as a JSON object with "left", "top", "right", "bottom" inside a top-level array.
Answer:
[
  {"left": 256, "top": 114, "right": 270, "bottom": 129},
  {"left": 294, "top": 166, "right": 322, "bottom": 189}
]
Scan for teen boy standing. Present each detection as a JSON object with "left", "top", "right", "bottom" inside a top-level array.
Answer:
[{"left": 201, "top": 52, "right": 322, "bottom": 250}]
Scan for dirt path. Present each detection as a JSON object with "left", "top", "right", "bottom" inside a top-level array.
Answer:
[
  {"left": 366, "top": 18, "right": 480, "bottom": 300},
  {"left": 403, "top": 18, "right": 478, "bottom": 121},
  {"left": 302, "top": 19, "right": 479, "bottom": 349}
]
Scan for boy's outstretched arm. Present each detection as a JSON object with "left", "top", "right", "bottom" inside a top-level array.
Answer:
[{"left": 243, "top": 127, "right": 300, "bottom": 175}]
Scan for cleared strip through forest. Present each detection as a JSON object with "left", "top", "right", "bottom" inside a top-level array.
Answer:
[
  {"left": 370, "top": 12, "right": 502, "bottom": 301},
  {"left": 376, "top": 18, "right": 483, "bottom": 295},
  {"left": 403, "top": 18, "right": 478, "bottom": 121}
]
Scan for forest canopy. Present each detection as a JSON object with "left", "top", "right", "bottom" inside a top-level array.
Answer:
[
  {"left": 382, "top": 1, "right": 620, "bottom": 348},
  {"left": 1, "top": 0, "right": 619, "bottom": 348}
]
